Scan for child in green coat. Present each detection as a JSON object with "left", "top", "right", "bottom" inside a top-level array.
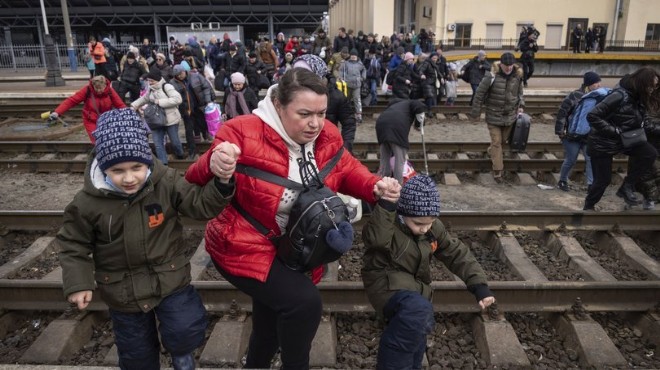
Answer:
[
  {"left": 57, "top": 108, "right": 237, "bottom": 370},
  {"left": 361, "top": 175, "right": 496, "bottom": 370}
]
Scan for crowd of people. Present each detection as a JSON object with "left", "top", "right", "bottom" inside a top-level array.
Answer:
[{"left": 51, "top": 25, "right": 660, "bottom": 370}]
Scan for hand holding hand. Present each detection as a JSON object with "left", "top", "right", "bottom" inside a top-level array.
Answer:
[
  {"left": 373, "top": 177, "right": 401, "bottom": 202},
  {"left": 478, "top": 296, "right": 496, "bottom": 310},
  {"left": 210, "top": 141, "right": 242, "bottom": 183},
  {"left": 68, "top": 290, "right": 93, "bottom": 310}
]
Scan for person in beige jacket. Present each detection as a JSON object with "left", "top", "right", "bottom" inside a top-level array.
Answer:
[{"left": 131, "top": 69, "right": 185, "bottom": 165}]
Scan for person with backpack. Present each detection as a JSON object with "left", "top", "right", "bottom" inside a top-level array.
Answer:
[
  {"left": 469, "top": 52, "right": 525, "bottom": 182},
  {"left": 130, "top": 69, "right": 185, "bottom": 165},
  {"left": 554, "top": 72, "right": 605, "bottom": 192},
  {"left": 460, "top": 50, "right": 490, "bottom": 105},
  {"left": 584, "top": 67, "right": 660, "bottom": 210},
  {"left": 338, "top": 48, "right": 366, "bottom": 123},
  {"left": 184, "top": 68, "right": 400, "bottom": 370},
  {"left": 364, "top": 45, "right": 382, "bottom": 106},
  {"left": 362, "top": 174, "right": 495, "bottom": 370},
  {"left": 49, "top": 75, "right": 126, "bottom": 143}
]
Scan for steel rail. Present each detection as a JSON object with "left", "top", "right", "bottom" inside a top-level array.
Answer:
[
  {"left": 1, "top": 210, "right": 658, "bottom": 232},
  {"left": 0, "top": 141, "right": 568, "bottom": 154},
  {"left": 0, "top": 157, "right": 630, "bottom": 173},
  {"left": 0, "top": 279, "right": 658, "bottom": 313}
]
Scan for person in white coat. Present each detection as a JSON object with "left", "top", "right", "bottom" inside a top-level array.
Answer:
[{"left": 131, "top": 69, "right": 185, "bottom": 165}]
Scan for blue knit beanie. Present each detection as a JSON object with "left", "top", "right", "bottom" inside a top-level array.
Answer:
[
  {"left": 397, "top": 175, "right": 440, "bottom": 217},
  {"left": 93, "top": 108, "right": 153, "bottom": 171}
]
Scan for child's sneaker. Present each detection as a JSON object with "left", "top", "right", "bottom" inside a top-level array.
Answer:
[{"left": 643, "top": 199, "right": 655, "bottom": 210}]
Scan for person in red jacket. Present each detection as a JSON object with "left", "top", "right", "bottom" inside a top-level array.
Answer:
[
  {"left": 50, "top": 76, "right": 126, "bottom": 143},
  {"left": 185, "top": 67, "right": 400, "bottom": 370}
]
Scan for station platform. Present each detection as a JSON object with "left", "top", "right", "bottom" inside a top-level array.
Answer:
[
  {"left": 0, "top": 74, "right": 625, "bottom": 98},
  {"left": 0, "top": 47, "right": 654, "bottom": 98}
]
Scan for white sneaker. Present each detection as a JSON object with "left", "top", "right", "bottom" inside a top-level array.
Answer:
[{"left": 643, "top": 199, "right": 655, "bottom": 210}]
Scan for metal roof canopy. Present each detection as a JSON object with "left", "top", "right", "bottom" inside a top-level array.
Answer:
[{"left": 0, "top": 0, "right": 328, "bottom": 28}]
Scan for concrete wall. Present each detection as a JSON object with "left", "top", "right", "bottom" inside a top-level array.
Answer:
[
  {"left": 327, "top": 0, "right": 660, "bottom": 47},
  {"left": 622, "top": 0, "right": 657, "bottom": 40},
  {"left": 442, "top": 0, "right": 616, "bottom": 47}
]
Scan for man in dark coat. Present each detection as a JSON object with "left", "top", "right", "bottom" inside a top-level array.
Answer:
[
  {"left": 572, "top": 24, "right": 584, "bottom": 53},
  {"left": 461, "top": 50, "right": 490, "bottom": 105},
  {"left": 326, "top": 76, "right": 357, "bottom": 154},
  {"left": 519, "top": 33, "right": 538, "bottom": 87},
  {"left": 376, "top": 99, "right": 427, "bottom": 184}
]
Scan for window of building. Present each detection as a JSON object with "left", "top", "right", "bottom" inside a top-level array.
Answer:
[
  {"left": 454, "top": 24, "right": 472, "bottom": 47},
  {"left": 646, "top": 24, "right": 660, "bottom": 41}
]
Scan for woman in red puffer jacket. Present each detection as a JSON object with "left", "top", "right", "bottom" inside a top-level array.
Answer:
[
  {"left": 52, "top": 76, "right": 126, "bottom": 143},
  {"left": 186, "top": 68, "right": 399, "bottom": 370}
]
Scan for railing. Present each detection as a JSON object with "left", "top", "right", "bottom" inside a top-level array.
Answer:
[
  {"left": 0, "top": 38, "right": 658, "bottom": 70},
  {"left": 0, "top": 42, "right": 168, "bottom": 71}
]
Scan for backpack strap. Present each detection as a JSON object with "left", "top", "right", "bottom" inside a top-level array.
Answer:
[
  {"left": 235, "top": 147, "right": 344, "bottom": 189},
  {"left": 233, "top": 147, "right": 345, "bottom": 237}
]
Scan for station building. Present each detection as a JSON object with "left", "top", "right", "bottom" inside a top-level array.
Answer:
[{"left": 328, "top": 0, "right": 660, "bottom": 51}]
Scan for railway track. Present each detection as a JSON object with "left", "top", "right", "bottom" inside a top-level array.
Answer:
[
  {"left": 0, "top": 140, "right": 629, "bottom": 175},
  {"left": 0, "top": 213, "right": 658, "bottom": 368},
  {"left": 0, "top": 95, "right": 564, "bottom": 116}
]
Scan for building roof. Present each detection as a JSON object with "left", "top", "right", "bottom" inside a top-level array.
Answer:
[{"left": 0, "top": 0, "right": 328, "bottom": 28}]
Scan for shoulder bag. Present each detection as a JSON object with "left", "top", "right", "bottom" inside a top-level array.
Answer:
[{"left": 620, "top": 126, "right": 646, "bottom": 148}]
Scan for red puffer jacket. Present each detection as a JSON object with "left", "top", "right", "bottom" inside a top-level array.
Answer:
[
  {"left": 185, "top": 115, "right": 380, "bottom": 282},
  {"left": 54, "top": 78, "right": 126, "bottom": 142}
]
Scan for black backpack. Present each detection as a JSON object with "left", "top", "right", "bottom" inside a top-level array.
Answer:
[
  {"left": 385, "top": 68, "right": 397, "bottom": 85},
  {"left": 460, "top": 62, "right": 472, "bottom": 83},
  {"left": 234, "top": 148, "right": 351, "bottom": 272}
]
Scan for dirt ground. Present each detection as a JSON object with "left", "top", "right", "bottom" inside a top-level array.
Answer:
[{"left": 0, "top": 115, "right": 632, "bottom": 212}]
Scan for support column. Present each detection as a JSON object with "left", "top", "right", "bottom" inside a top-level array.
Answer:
[
  {"left": 39, "top": 0, "right": 65, "bottom": 86},
  {"left": 61, "top": 0, "right": 76, "bottom": 71},
  {"left": 3, "top": 27, "right": 17, "bottom": 71}
]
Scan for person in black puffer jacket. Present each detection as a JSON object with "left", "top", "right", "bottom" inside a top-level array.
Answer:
[
  {"left": 584, "top": 67, "right": 660, "bottom": 210},
  {"left": 417, "top": 53, "right": 441, "bottom": 117},
  {"left": 391, "top": 52, "right": 419, "bottom": 99},
  {"left": 116, "top": 52, "right": 148, "bottom": 103}
]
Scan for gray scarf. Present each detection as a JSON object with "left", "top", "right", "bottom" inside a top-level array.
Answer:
[{"left": 225, "top": 88, "right": 250, "bottom": 119}]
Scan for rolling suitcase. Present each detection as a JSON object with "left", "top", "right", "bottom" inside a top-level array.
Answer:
[{"left": 508, "top": 113, "right": 531, "bottom": 152}]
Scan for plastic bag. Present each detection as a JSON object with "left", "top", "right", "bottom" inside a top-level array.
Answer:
[
  {"left": 204, "top": 64, "right": 215, "bottom": 85},
  {"left": 205, "top": 103, "right": 222, "bottom": 137},
  {"left": 381, "top": 72, "right": 390, "bottom": 94},
  {"left": 389, "top": 157, "right": 417, "bottom": 184}
]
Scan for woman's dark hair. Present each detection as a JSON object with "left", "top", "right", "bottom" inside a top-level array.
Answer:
[
  {"left": 274, "top": 68, "right": 327, "bottom": 107},
  {"left": 628, "top": 67, "right": 660, "bottom": 113}
]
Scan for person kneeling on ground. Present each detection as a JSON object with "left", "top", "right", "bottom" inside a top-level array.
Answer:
[{"left": 362, "top": 174, "right": 495, "bottom": 370}]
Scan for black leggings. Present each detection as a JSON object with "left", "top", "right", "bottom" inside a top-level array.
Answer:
[
  {"left": 213, "top": 258, "right": 322, "bottom": 370},
  {"left": 585, "top": 142, "right": 658, "bottom": 208}
]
